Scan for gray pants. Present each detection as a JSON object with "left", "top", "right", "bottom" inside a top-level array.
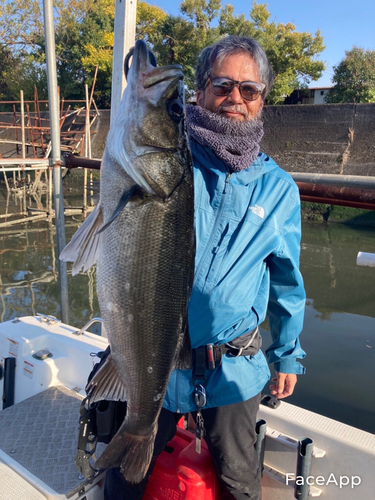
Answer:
[{"left": 104, "top": 392, "right": 262, "bottom": 500}]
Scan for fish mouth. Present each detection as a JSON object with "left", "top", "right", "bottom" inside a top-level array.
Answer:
[
  {"left": 143, "top": 66, "right": 183, "bottom": 89},
  {"left": 127, "top": 40, "right": 183, "bottom": 88}
]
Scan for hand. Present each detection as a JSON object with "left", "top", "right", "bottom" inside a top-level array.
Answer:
[{"left": 269, "top": 372, "right": 297, "bottom": 399}]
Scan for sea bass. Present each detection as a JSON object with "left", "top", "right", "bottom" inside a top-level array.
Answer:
[{"left": 60, "top": 40, "right": 194, "bottom": 483}]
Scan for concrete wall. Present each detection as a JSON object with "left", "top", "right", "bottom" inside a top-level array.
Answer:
[
  {"left": 261, "top": 103, "right": 375, "bottom": 176},
  {"left": 2, "top": 103, "right": 375, "bottom": 177}
]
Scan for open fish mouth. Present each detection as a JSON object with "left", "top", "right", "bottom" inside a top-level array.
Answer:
[
  {"left": 143, "top": 66, "right": 183, "bottom": 89},
  {"left": 125, "top": 39, "right": 183, "bottom": 88}
]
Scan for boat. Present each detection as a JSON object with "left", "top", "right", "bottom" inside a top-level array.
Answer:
[{"left": 1, "top": 314, "right": 374, "bottom": 500}]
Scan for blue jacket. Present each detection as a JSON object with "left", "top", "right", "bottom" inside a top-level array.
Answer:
[{"left": 163, "top": 139, "right": 306, "bottom": 414}]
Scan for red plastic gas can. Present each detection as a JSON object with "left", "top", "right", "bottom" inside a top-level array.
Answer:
[{"left": 143, "top": 426, "right": 219, "bottom": 500}]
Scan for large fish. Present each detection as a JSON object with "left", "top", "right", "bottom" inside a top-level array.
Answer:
[{"left": 60, "top": 40, "right": 194, "bottom": 483}]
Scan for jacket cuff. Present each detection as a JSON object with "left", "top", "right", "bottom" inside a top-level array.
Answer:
[{"left": 274, "top": 360, "right": 306, "bottom": 375}]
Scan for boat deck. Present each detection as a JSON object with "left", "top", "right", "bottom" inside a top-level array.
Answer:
[{"left": 0, "top": 385, "right": 101, "bottom": 499}]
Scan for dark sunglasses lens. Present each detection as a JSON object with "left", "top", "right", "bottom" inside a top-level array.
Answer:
[
  {"left": 211, "top": 78, "right": 262, "bottom": 101},
  {"left": 241, "top": 83, "right": 262, "bottom": 101},
  {"left": 212, "top": 79, "right": 233, "bottom": 96}
]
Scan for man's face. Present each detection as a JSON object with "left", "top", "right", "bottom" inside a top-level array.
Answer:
[{"left": 196, "top": 52, "right": 264, "bottom": 122}]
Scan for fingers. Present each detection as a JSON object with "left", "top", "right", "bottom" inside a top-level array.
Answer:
[{"left": 269, "top": 372, "right": 297, "bottom": 399}]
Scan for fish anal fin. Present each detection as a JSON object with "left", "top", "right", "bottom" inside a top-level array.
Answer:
[
  {"left": 59, "top": 204, "right": 103, "bottom": 275},
  {"left": 86, "top": 354, "right": 127, "bottom": 403},
  {"left": 98, "top": 185, "right": 142, "bottom": 234},
  {"left": 95, "top": 424, "right": 157, "bottom": 483}
]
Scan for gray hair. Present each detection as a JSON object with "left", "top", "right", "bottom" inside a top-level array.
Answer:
[{"left": 195, "top": 36, "right": 274, "bottom": 100}]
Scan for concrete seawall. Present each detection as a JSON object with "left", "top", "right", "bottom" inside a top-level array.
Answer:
[
  {"left": 261, "top": 103, "right": 375, "bottom": 176},
  {"left": 88, "top": 104, "right": 375, "bottom": 176},
  {"left": 1, "top": 103, "right": 375, "bottom": 176}
]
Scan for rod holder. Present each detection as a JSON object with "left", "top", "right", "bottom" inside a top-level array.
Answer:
[
  {"left": 294, "top": 437, "right": 314, "bottom": 499},
  {"left": 255, "top": 419, "right": 267, "bottom": 476},
  {"left": 3, "top": 357, "right": 16, "bottom": 409}
]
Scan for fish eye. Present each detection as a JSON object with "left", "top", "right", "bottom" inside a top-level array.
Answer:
[{"left": 167, "top": 99, "right": 184, "bottom": 122}]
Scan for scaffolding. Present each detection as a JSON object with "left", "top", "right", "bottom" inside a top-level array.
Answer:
[{"left": 0, "top": 79, "right": 98, "bottom": 227}]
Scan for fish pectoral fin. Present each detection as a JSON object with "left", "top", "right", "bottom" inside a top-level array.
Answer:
[
  {"left": 97, "top": 185, "right": 142, "bottom": 234},
  {"left": 59, "top": 204, "right": 103, "bottom": 275},
  {"left": 175, "top": 327, "right": 192, "bottom": 370},
  {"left": 94, "top": 423, "right": 157, "bottom": 483},
  {"left": 86, "top": 354, "right": 127, "bottom": 403}
]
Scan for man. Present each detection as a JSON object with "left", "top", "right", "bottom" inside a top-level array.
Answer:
[{"left": 105, "top": 35, "right": 306, "bottom": 500}]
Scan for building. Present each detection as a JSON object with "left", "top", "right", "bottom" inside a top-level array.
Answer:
[{"left": 284, "top": 87, "right": 332, "bottom": 105}]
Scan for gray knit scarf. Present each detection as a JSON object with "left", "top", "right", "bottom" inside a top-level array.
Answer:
[{"left": 186, "top": 104, "right": 264, "bottom": 172}]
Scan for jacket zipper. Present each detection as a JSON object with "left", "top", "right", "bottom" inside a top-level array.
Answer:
[
  {"left": 176, "top": 173, "right": 231, "bottom": 413},
  {"left": 194, "top": 173, "right": 231, "bottom": 283}
]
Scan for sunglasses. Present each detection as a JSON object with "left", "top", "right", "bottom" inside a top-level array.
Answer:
[{"left": 207, "top": 76, "right": 265, "bottom": 102}]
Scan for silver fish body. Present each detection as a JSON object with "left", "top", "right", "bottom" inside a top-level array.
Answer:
[{"left": 60, "top": 40, "right": 194, "bottom": 483}]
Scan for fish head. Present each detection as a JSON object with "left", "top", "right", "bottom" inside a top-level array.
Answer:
[{"left": 108, "top": 40, "right": 189, "bottom": 197}]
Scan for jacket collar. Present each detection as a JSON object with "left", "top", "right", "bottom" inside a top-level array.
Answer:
[{"left": 190, "top": 139, "right": 277, "bottom": 185}]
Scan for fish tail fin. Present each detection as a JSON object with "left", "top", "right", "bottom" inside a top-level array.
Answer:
[
  {"left": 86, "top": 354, "right": 127, "bottom": 403},
  {"left": 60, "top": 204, "right": 103, "bottom": 275},
  {"left": 95, "top": 424, "right": 157, "bottom": 483}
]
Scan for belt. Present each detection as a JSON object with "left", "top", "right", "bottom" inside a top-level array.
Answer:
[{"left": 192, "top": 327, "right": 261, "bottom": 381}]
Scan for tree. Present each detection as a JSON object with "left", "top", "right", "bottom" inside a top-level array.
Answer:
[
  {"left": 81, "top": 1, "right": 168, "bottom": 107},
  {"left": 150, "top": 1, "right": 222, "bottom": 96},
  {"left": 0, "top": 0, "right": 325, "bottom": 106},
  {"left": 326, "top": 47, "right": 375, "bottom": 103},
  {"left": 218, "top": 2, "right": 325, "bottom": 103},
  {"left": 151, "top": 1, "right": 325, "bottom": 103}
]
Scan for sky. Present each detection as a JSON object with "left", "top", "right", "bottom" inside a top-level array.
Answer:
[{"left": 149, "top": 0, "right": 375, "bottom": 88}]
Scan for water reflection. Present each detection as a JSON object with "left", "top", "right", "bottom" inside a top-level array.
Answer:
[
  {"left": 1, "top": 186, "right": 375, "bottom": 433},
  {"left": 0, "top": 185, "right": 100, "bottom": 328},
  {"left": 262, "top": 221, "right": 375, "bottom": 433}
]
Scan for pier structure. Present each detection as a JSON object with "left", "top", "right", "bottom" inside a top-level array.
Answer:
[{"left": 0, "top": 81, "right": 98, "bottom": 228}]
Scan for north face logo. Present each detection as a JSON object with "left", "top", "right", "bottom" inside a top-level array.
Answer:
[{"left": 248, "top": 205, "right": 265, "bottom": 219}]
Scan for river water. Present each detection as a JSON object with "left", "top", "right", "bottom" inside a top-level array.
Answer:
[{"left": 1, "top": 186, "right": 374, "bottom": 433}]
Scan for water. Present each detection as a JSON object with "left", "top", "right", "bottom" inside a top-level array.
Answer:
[
  {"left": 261, "top": 222, "right": 375, "bottom": 434},
  {"left": 1, "top": 185, "right": 375, "bottom": 433}
]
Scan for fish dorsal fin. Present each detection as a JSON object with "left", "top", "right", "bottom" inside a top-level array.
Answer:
[
  {"left": 59, "top": 204, "right": 103, "bottom": 275},
  {"left": 86, "top": 354, "right": 127, "bottom": 403}
]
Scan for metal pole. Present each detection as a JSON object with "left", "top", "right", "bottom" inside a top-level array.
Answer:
[
  {"left": 111, "top": 0, "right": 136, "bottom": 124},
  {"left": 84, "top": 84, "right": 89, "bottom": 212},
  {"left": 43, "top": 0, "right": 69, "bottom": 324},
  {"left": 291, "top": 172, "right": 375, "bottom": 190},
  {"left": 20, "top": 91, "right": 26, "bottom": 161}
]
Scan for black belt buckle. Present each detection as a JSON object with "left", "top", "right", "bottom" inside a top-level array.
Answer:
[{"left": 192, "top": 346, "right": 207, "bottom": 381}]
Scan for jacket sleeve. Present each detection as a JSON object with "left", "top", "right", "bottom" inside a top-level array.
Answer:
[{"left": 265, "top": 184, "right": 306, "bottom": 374}]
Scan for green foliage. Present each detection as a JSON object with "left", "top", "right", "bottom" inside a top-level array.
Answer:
[
  {"left": 326, "top": 47, "right": 375, "bottom": 104},
  {"left": 218, "top": 2, "right": 325, "bottom": 103},
  {"left": 0, "top": 0, "right": 325, "bottom": 107},
  {"left": 0, "top": 44, "right": 47, "bottom": 109}
]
